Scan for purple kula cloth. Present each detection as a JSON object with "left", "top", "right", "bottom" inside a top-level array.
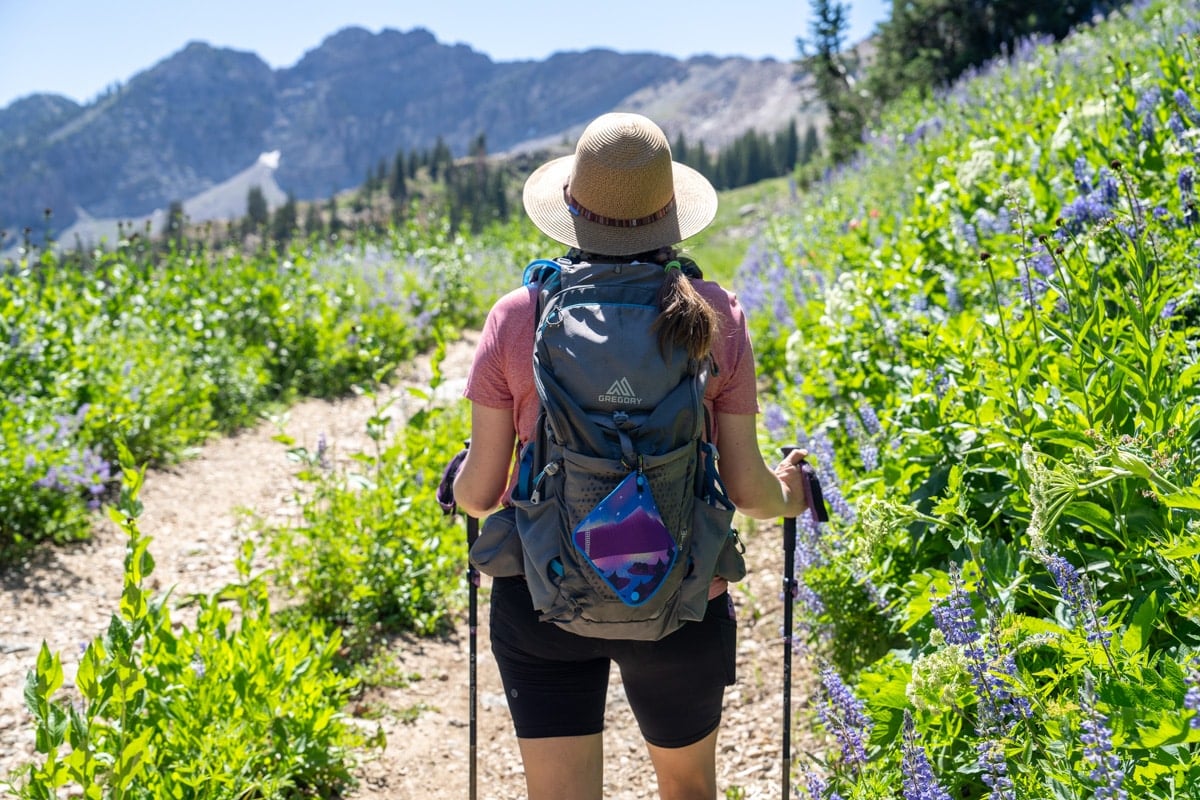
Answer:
[{"left": 573, "top": 470, "right": 677, "bottom": 606}]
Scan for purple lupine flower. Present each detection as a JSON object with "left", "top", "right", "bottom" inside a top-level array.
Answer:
[
  {"left": 932, "top": 570, "right": 1027, "bottom": 736},
  {"left": 190, "top": 654, "right": 206, "bottom": 678},
  {"left": 856, "top": 570, "right": 888, "bottom": 610},
  {"left": 932, "top": 366, "right": 951, "bottom": 398},
  {"left": 1061, "top": 193, "right": 1113, "bottom": 234},
  {"left": 843, "top": 413, "right": 879, "bottom": 472},
  {"left": 735, "top": 246, "right": 769, "bottom": 317},
  {"left": 931, "top": 578, "right": 979, "bottom": 647},
  {"left": 35, "top": 466, "right": 60, "bottom": 491},
  {"left": 1097, "top": 169, "right": 1120, "bottom": 207},
  {"left": 1176, "top": 89, "right": 1200, "bottom": 125},
  {"left": 1030, "top": 248, "right": 1056, "bottom": 279},
  {"left": 1080, "top": 682, "right": 1128, "bottom": 800},
  {"left": 952, "top": 214, "right": 979, "bottom": 248},
  {"left": 1180, "top": 167, "right": 1195, "bottom": 198},
  {"left": 801, "top": 770, "right": 845, "bottom": 800},
  {"left": 858, "top": 438, "right": 879, "bottom": 472},
  {"left": 1073, "top": 157, "right": 1093, "bottom": 193},
  {"left": 1169, "top": 112, "right": 1188, "bottom": 142},
  {"left": 762, "top": 251, "right": 793, "bottom": 326},
  {"left": 974, "top": 207, "right": 1011, "bottom": 237},
  {"left": 1044, "top": 554, "right": 1113, "bottom": 654},
  {"left": 795, "top": 577, "right": 826, "bottom": 616},
  {"left": 942, "top": 273, "right": 961, "bottom": 312},
  {"left": 1018, "top": 260, "right": 1049, "bottom": 305},
  {"left": 1185, "top": 666, "right": 1200, "bottom": 729},
  {"left": 796, "top": 508, "right": 824, "bottom": 570},
  {"left": 800, "top": 770, "right": 828, "bottom": 800},
  {"left": 978, "top": 739, "right": 1015, "bottom": 800},
  {"left": 763, "top": 403, "right": 789, "bottom": 441},
  {"left": 994, "top": 206, "right": 1012, "bottom": 234},
  {"left": 316, "top": 432, "right": 330, "bottom": 469},
  {"left": 1162, "top": 298, "right": 1180, "bottom": 319},
  {"left": 983, "top": 595, "right": 1033, "bottom": 724},
  {"left": 817, "top": 663, "right": 871, "bottom": 768},
  {"left": 901, "top": 711, "right": 953, "bottom": 800},
  {"left": 857, "top": 402, "right": 882, "bottom": 437},
  {"left": 1136, "top": 87, "right": 1160, "bottom": 142}
]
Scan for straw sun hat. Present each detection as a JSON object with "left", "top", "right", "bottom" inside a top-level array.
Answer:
[{"left": 522, "top": 112, "right": 718, "bottom": 256}]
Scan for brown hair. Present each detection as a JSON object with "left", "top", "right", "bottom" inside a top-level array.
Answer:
[{"left": 653, "top": 260, "right": 717, "bottom": 361}]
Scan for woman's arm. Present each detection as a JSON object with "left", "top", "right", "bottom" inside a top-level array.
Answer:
[
  {"left": 714, "top": 411, "right": 810, "bottom": 520},
  {"left": 453, "top": 403, "right": 518, "bottom": 518}
]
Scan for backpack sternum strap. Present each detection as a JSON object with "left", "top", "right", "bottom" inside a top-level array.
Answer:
[{"left": 612, "top": 412, "right": 640, "bottom": 468}]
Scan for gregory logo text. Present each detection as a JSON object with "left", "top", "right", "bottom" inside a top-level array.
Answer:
[{"left": 600, "top": 377, "right": 641, "bottom": 405}]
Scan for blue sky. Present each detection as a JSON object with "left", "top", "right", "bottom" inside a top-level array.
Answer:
[{"left": 0, "top": 0, "right": 891, "bottom": 108}]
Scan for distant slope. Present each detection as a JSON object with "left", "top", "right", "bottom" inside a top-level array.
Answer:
[
  {"left": 0, "top": 27, "right": 817, "bottom": 237},
  {"left": 53, "top": 151, "right": 288, "bottom": 250}
]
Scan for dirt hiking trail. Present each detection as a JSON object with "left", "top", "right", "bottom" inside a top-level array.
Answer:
[{"left": 1, "top": 332, "right": 822, "bottom": 799}]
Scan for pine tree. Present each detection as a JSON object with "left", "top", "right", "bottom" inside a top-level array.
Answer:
[
  {"left": 430, "top": 136, "right": 453, "bottom": 181},
  {"left": 801, "top": 124, "right": 820, "bottom": 164},
  {"left": 244, "top": 185, "right": 269, "bottom": 237},
  {"left": 673, "top": 131, "right": 689, "bottom": 164},
  {"left": 800, "top": 0, "right": 867, "bottom": 164},
  {"left": 775, "top": 120, "right": 800, "bottom": 173},
  {"left": 271, "top": 192, "right": 297, "bottom": 243},
  {"left": 389, "top": 151, "right": 408, "bottom": 201},
  {"left": 303, "top": 202, "right": 322, "bottom": 237},
  {"left": 164, "top": 199, "right": 186, "bottom": 247},
  {"left": 327, "top": 194, "right": 343, "bottom": 234}
]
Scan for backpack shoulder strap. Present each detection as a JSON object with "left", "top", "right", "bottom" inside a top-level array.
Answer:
[
  {"left": 523, "top": 255, "right": 580, "bottom": 325},
  {"left": 521, "top": 258, "right": 563, "bottom": 294}
]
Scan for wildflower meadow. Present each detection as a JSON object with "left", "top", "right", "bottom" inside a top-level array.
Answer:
[
  {"left": 4, "top": 0, "right": 1200, "bottom": 797},
  {"left": 738, "top": 1, "right": 1200, "bottom": 796}
]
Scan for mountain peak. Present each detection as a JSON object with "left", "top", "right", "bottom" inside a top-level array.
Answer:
[{"left": 0, "top": 34, "right": 813, "bottom": 236}]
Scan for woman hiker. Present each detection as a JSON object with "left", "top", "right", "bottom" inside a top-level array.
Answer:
[{"left": 453, "top": 111, "right": 811, "bottom": 800}]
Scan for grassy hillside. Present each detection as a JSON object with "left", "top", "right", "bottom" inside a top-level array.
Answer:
[{"left": 734, "top": 1, "right": 1200, "bottom": 796}]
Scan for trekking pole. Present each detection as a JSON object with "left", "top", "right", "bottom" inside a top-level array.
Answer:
[
  {"left": 466, "top": 512, "right": 480, "bottom": 800},
  {"left": 780, "top": 450, "right": 798, "bottom": 800},
  {"left": 435, "top": 445, "right": 475, "bottom": 800},
  {"left": 780, "top": 445, "right": 828, "bottom": 800}
]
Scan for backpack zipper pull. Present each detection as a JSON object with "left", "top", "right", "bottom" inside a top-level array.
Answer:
[{"left": 530, "top": 459, "right": 560, "bottom": 504}]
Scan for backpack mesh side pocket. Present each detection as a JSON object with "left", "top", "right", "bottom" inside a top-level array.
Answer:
[{"left": 561, "top": 443, "right": 694, "bottom": 535}]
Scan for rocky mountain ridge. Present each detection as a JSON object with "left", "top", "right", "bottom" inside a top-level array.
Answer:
[{"left": 0, "top": 26, "right": 819, "bottom": 238}]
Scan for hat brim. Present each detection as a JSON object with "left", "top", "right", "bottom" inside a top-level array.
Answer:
[{"left": 522, "top": 156, "right": 718, "bottom": 257}]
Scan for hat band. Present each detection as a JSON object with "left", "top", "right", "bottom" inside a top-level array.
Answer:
[{"left": 564, "top": 185, "right": 675, "bottom": 228}]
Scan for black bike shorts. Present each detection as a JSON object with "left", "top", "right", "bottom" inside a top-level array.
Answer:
[{"left": 488, "top": 576, "right": 737, "bottom": 748}]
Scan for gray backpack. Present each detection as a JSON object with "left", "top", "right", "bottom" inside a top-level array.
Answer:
[{"left": 470, "top": 255, "right": 745, "bottom": 641}]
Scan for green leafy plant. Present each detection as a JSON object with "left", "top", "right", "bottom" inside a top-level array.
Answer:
[
  {"left": 8, "top": 443, "right": 372, "bottom": 799},
  {"left": 267, "top": 363, "right": 471, "bottom": 663}
]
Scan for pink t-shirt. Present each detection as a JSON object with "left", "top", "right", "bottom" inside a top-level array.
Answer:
[{"left": 464, "top": 275, "right": 760, "bottom": 487}]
